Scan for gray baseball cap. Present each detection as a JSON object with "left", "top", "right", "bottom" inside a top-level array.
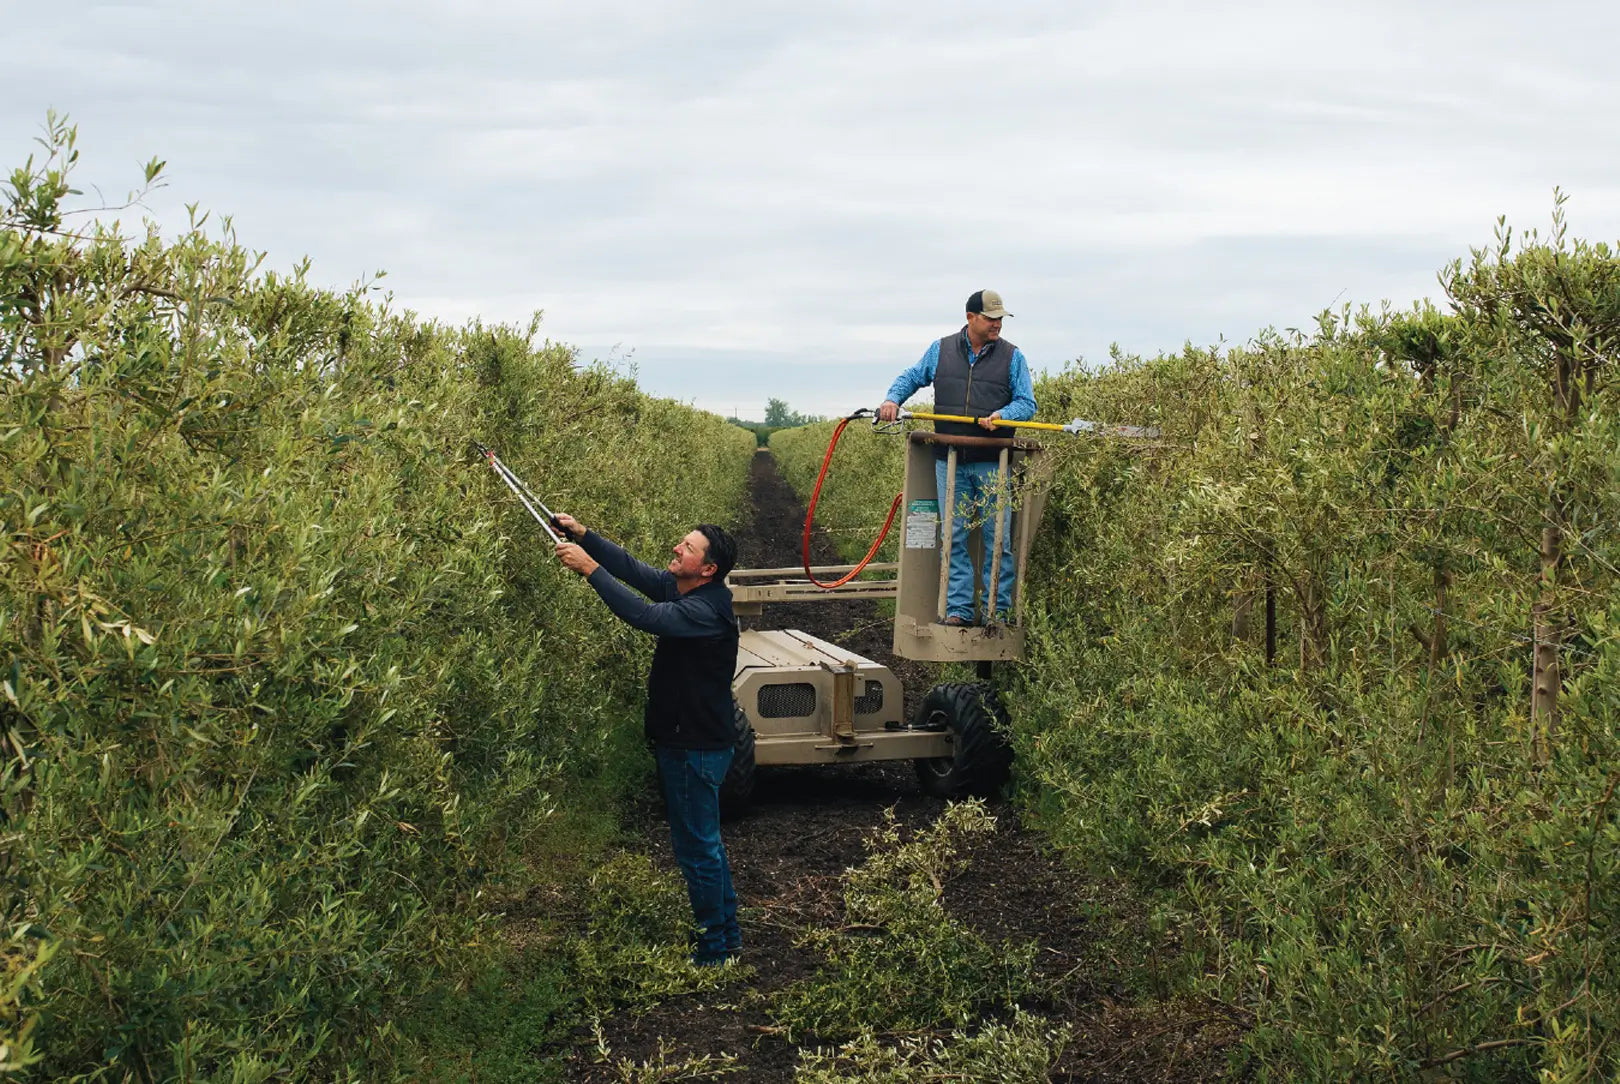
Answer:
[{"left": 966, "top": 289, "right": 1011, "bottom": 319}]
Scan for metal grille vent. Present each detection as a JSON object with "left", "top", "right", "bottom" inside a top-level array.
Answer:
[
  {"left": 758, "top": 683, "right": 816, "bottom": 719},
  {"left": 854, "top": 680, "right": 884, "bottom": 714}
]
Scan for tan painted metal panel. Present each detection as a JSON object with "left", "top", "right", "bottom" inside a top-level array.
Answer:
[
  {"left": 892, "top": 613, "right": 1027, "bottom": 662},
  {"left": 732, "top": 631, "right": 906, "bottom": 744},
  {"left": 731, "top": 578, "right": 897, "bottom": 615},
  {"left": 776, "top": 629, "right": 870, "bottom": 666},
  {"left": 754, "top": 729, "right": 953, "bottom": 765},
  {"left": 735, "top": 630, "right": 824, "bottom": 669},
  {"left": 730, "top": 563, "right": 898, "bottom": 579}
]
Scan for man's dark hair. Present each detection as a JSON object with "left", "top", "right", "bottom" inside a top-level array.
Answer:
[{"left": 695, "top": 523, "right": 737, "bottom": 581}]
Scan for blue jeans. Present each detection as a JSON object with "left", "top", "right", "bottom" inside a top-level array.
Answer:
[
  {"left": 655, "top": 745, "right": 739, "bottom": 962},
  {"left": 935, "top": 457, "right": 1016, "bottom": 622}
]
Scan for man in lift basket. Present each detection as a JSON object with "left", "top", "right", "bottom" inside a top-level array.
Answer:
[{"left": 877, "top": 288, "right": 1037, "bottom": 626}]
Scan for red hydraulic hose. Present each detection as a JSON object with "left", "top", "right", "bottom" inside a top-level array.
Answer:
[{"left": 801, "top": 413, "right": 903, "bottom": 589}]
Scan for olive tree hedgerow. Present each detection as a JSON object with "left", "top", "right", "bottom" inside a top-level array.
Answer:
[
  {"left": 770, "top": 215, "right": 1620, "bottom": 1080},
  {"left": 769, "top": 415, "right": 905, "bottom": 566},
  {"left": 1022, "top": 232, "right": 1620, "bottom": 1079},
  {"left": 0, "top": 117, "right": 754, "bottom": 1080}
]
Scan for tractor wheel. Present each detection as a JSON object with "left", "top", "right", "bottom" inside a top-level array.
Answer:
[
  {"left": 912, "top": 682, "right": 1013, "bottom": 799},
  {"left": 719, "top": 699, "right": 756, "bottom": 814}
]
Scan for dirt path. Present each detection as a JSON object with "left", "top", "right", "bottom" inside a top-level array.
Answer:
[{"left": 556, "top": 451, "right": 1240, "bottom": 1082}]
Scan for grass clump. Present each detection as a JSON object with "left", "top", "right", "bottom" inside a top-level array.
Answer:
[
  {"left": 589, "top": 1032, "right": 742, "bottom": 1083},
  {"left": 772, "top": 801, "right": 1037, "bottom": 1042},
  {"left": 572, "top": 853, "right": 749, "bottom": 1015},
  {"left": 793, "top": 1009, "right": 1068, "bottom": 1083}
]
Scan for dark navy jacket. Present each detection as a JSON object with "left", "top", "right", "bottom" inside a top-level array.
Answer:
[{"left": 580, "top": 530, "right": 739, "bottom": 750}]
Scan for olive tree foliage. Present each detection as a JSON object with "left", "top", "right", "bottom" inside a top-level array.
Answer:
[
  {"left": 1, "top": 117, "right": 754, "bottom": 1080},
  {"left": 1019, "top": 227, "right": 1620, "bottom": 1079},
  {"left": 772, "top": 214, "right": 1620, "bottom": 1080},
  {"left": 1440, "top": 195, "right": 1620, "bottom": 761},
  {"left": 769, "top": 417, "right": 906, "bottom": 564}
]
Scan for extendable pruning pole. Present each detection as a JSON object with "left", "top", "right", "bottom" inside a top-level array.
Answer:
[
  {"left": 895, "top": 409, "right": 1161, "bottom": 440},
  {"left": 473, "top": 442, "right": 567, "bottom": 545},
  {"left": 799, "top": 406, "right": 1162, "bottom": 591}
]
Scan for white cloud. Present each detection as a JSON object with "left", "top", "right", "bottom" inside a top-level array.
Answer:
[{"left": 5, "top": 0, "right": 1618, "bottom": 420}]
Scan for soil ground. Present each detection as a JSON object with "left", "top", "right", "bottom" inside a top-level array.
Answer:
[{"left": 552, "top": 450, "right": 1243, "bottom": 1082}]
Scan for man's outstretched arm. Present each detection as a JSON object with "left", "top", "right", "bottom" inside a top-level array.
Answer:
[
  {"left": 580, "top": 570, "right": 730, "bottom": 638},
  {"left": 552, "top": 513, "right": 670, "bottom": 600}
]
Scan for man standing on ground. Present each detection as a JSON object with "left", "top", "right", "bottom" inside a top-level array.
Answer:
[
  {"left": 553, "top": 515, "right": 742, "bottom": 966},
  {"left": 877, "top": 289, "right": 1037, "bottom": 625}
]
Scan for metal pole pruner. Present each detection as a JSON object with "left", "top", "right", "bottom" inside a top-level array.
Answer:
[{"left": 473, "top": 441, "right": 568, "bottom": 544}]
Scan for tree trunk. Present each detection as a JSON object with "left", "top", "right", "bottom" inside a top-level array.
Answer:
[
  {"left": 1419, "top": 563, "right": 1452, "bottom": 780},
  {"left": 1531, "top": 522, "right": 1562, "bottom": 763},
  {"left": 1529, "top": 325, "right": 1579, "bottom": 764},
  {"left": 1296, "top": 570, "right": 1327, "bottom": 672},
  {"left": 1264, "top": 572, "right": 1277, "bottom": 666},
  {"left": 1232, "top": 580, "right": 1253, "bottom": 641}
]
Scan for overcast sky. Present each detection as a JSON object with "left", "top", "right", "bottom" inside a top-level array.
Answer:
[{"left": 7, "top": 1, "right": 1617, "bottom": 420}]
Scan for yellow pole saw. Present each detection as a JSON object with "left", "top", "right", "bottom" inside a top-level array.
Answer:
[{"left": 894, "top": 409, "right": 1161, "bottom": 440}]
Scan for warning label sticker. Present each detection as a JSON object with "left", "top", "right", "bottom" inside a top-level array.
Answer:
[{"left": 904, "top": 499, "right": 939, "bottom": 549}]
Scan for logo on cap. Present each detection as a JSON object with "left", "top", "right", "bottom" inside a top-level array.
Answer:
[{"left": 966, "top": 289, "right": 1011, "bottom": 319}]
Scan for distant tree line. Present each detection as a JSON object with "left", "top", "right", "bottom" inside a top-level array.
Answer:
[{"left": 728, "top": 398, "right": 824, "bottom": 446}]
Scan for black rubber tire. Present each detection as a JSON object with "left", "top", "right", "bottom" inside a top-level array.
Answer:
[
  {"left": 719, "top": 699, "right": 756, "bottom": 815},
  {"left": 912, "top": 682, "right": 1013, "bottom": 799}
]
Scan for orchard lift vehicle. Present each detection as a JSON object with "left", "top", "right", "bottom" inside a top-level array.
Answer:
[
  {"left": 478, "top": 409, "right": 1157, "bottom": 807},
  {"left": 721, "top": 408, "right": 1156, "bottom": 805}
]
